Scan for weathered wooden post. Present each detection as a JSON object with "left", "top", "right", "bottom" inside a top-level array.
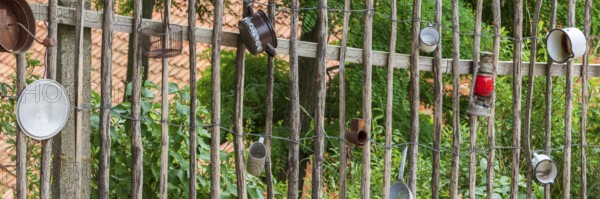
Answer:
[
  {"left": 98, "top": 0, "right": 114, "bottom": 197},
  {"left": 449, "top": 0, "right": 461, "bottom": 197},
  {"left": 361, "top": 0, "right": 374, "bottom": 197},
  {"left": 233, "top": 1, "right": 249, "bottom": 198},
  {"left": 544, "top": 0, "right": 557, "bottom": 198},
  {"left": 287, "top": 0, "right": 301, "bottom": 197},
  {"left": 130, "top": 0, "right": 144, "bottom": 197},
  {"left": 210, "top": 0, "right": 223, "bottom": 197},
  {"left": 580, "top": 1, "right": 592, "bottom": 198},
  {"left": 563, "top": 0, "right": 576, "bottom": 198},
  {"left": 312, "top": 0, "right": 328, "bottom": 197},
  {"left": 407, "top": 0, "right": 421, "bottom": 196},
  {"left": 469, "top": 1, "right": 483, "bottom": 198},
  {"left": 338, "top": 0, "right": 350, "bottom": 198},
  {"left": 188, "top": 0, "right": 198, "bottom": 196},
  {"left": 431, "top": 0, "right": 442, "bottom": 197},
  {"left": 51, "top": 0, "right": 92, "bottom": 198},
  {"left": 16, "top": 54, "right": 26, "bottom": 199},
  {"left": 486, "top": 0, "right": 501, "bottom": 198},
  {"left": 382, "top": 0, "right": 397, "bottom": 197},
  {"left": 510, "top": 0, "right": 523, "bottom": 198},
  {"left": 265, "top": 0, "right": 276, "bottom": 198}
]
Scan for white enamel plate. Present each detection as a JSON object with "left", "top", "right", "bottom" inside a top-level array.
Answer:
[{"left": 16, "top": 79, "right": 70, "bottom": 140}]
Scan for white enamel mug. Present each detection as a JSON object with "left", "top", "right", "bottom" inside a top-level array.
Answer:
[
  {"left": 531, "top": 153, "right": 558, "bottom": 184},
  {"left": 247, "top": 137, "right": 266, "bottom": 176},
  {"left": 419, "top": 25, "right": 440, "bottom": 53},
  {"left": 546, "top": 27, "right": 587, "bottom": 63}
]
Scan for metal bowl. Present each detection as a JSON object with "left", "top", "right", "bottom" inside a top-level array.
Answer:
[{"left": 16, "top": 79, "right": 70, "bottom": 140}]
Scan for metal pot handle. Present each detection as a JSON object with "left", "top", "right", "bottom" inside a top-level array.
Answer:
[
  {"left": 399, "top": 146, "right": 408, "bottom": 181},
  {"left": 266, "top": 43, "right": 276, "bottom": 57},
  {"left": 245, "top": 3, "right": 255, "bottom": 16}
]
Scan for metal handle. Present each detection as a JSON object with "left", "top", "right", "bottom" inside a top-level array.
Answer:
[
  {"left": 8, "top": 23, "right": 55, "bottom": 47},
  {"left": 399, "top": 146, "right": 408, "bottom": 181},
  {"left": 266, "top": 43, "right": 276, "bottom": 57}
]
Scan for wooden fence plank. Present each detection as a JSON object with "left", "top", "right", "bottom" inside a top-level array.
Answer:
[
  {"left": 486, "top": 0, "right": 501, "bottom": 198},
  {"left": 232, "top": 1, "right": 249, "bottom": 198},
  {"left": 74, "top": 0, "right": 86, "bottom": 197},
  {"left": 523, "top": 0, "right": 543, "bottom": 197},
  {"left": 431, "top": 0, "right": 442, "bottom": 197},
  {"left": 312, "top": 0, "right": 328, "bottom": 197},
  {"left": 361, "top": 0, "right": 374, "bottom": 197},
  {"left": 407, "top": 0, "right": 421, "bottom": 196},
  {"left": 382, "top": 0, "right": 397, "bottom": 197},
  {"left": 28, "top": 3, "right": 600, "bottom": 77},
  {"left": 40, "top": 0, "right": 58, "bottom": 197},
  {"left": 130, "top": 0, "right": 144, "bottom": 197},
  {"left": 469, "top": 1, "right": 483, "bottom": 198},
  {"left": 287, "top": 0, "right": 300, "bottom": 197},
  {"left": 188, "top": 0, "right": 198, "bottom": 196},
  {"left": 449, "top": 0, "right": 461, "bottom": 197},
  {"left": 265, "top": 1, "right": 276, "bottom": 198},
  {"left": 16, "top": 54, "right": 27, "bottom": 199},
  {"left": 510, "top": 0, "right": 523, "bottom": 198},
  {"left": 98, "top": 0, "right": 114, "bottom": 197},
  {"left": 564, "top": 1, "right": 576, "bottom": 198},
  {"left": 159, "top": 1, "right": 172, "bottom": 198},
  {"left": 580, "top": 1, "right": 592, "bottom": 198},
  {"left": 210, "top": 0, "right": 223, "bottom": 197},
  {"left": 544, "top": 0, "right": 557, "bottom": 198},
  {"left": 338, "top": 0, "right": 350, "bottom": 198}
]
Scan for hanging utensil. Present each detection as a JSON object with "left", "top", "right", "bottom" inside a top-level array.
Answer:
[
  {"left": 16, "top": 79, "right": 70, "bottom": 140},
  {"left": 389, "top": 146, "right": 414, "bottom": 199},
  {"left": 0, "top": 0, "right": 55, "bottom": 54}
]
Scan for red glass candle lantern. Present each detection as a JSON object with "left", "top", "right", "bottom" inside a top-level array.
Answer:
[{"left": 467, "top": 52, "right": 495, "bottom": 117}]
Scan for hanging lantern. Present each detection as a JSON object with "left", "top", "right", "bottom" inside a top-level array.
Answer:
[
  {"left": 238, "top": 6, "right": 277, "bottom": 57},
  {"left": 531, "top": 153, "right": 558, "bottom": 184},
  {"left": 0, "top": 0, "right": 55, "bottom": 54},
  {"left": 546, "top": 27, "right": 586, "bottom": 63},
  {"left": 419, "top": 23, "right": 440, "bottom": 53},
  {"left": 467, "top": 52, "right": 495, "bottom": 117},
  {"left": 346, "top": 118, "right": 368, "bottom": 146}
]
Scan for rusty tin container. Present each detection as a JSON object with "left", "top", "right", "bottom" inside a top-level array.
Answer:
[
  {"left": 0, "top": 0, "right": 36, "bottom": 54},
  {"left": 346, "top": 118, "right": 368, "bottom": 146},
  {"left": 238, "top": 7, "right": 277, "bottom": 56}
]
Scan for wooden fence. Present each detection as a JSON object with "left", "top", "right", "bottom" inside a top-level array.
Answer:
[{"left": 7, "top": 0, "right": 598, "bottom": 198}]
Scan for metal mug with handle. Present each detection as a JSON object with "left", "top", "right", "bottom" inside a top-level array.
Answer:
[
  {"left": 247, "top": 137, "right": 267, "bottom": 176},
  {"left": 389, "top": 146, "right": 414, "bottom": 199}
]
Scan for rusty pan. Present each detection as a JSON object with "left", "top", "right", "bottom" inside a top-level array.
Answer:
[
  {"left": 238, "top": 6, "right": 277, "bottom": 56},
  {"left": 0, "top": 0, "right": 36, "bottom": 54},
  {"left": 346, "top": 118, "right": 368, "bottom": 146}
]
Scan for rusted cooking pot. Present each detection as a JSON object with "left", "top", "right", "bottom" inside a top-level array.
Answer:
[
  {"left": 346, "top": 118, "right": 368, "bottom": 146},
  {"left": 0, "top": 0, "right": 36, "bottom": 54},
  {"left": 238, "top": 6, "right": 277, "bottom": 56}
]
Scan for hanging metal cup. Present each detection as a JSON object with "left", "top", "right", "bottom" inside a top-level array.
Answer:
[
  {"left": 0, "top": 0, "right": 55, "bottom": 54},
  {"left": 546, "top": 27, "right": 586, "bottom": 63},
  {"left": 389, "top": 146, "right": 414, "bottom": 199},
  {"left": 346, "top": 118, "right": 368, "bottom": 146},
  {"left": 238, "top": 6, "right": 278, "bottom": 57},
  {"left": 16, "top": 79, "right": 70, "bottom": 140},
  {"left": 532, "top": 153, "right": 558, "bottom": 184},
  {"left": 419, "top": 24, "right": 440, "bottom": 53},
  {"left": 247, "top": 137, "right": 267, "bottom": 176}
]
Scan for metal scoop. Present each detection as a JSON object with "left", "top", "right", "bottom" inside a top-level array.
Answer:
[{"left": 389, "top": 146, "right": 414, "bottom": 199}]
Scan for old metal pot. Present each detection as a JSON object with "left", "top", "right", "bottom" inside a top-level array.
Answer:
[
  {"left": 346, "top": 118, "right": 368, "bottom": 146},
  {"left": 546, "top": 27, "right": 586, "bottom": 63},
  {"left": 238, "top": 6, "right": 277, "bottom": 56},
  {"left": 0, "top": 0, "right": 36, "bottom": 54}
]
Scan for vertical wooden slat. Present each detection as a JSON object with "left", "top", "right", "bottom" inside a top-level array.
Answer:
[
  {"left": 407, "top": 0, "right": 421, "bottom": 196},
  {"left": 449, "top": 0, "right": 461, "bottom": 197},
  {"left": 312, "top": 0, "right": 328, "bottom": 197},
  {"left": 188, "top": 0, "right": 198, "bottom": 196},
  {"left": 160, "top": 0, "right": 172, "bottom": 198},
  {"left": 580, "top": 1, "right": 592, "bottom": 198},
  {"left": 523, "top": 0, "right": 543, "bottom": 197},
  {"left": 382, "top": 0, "right": 397, "bottom": 197},
  {"left": 41, "top": 0, "right": 58, "bottom": 197},
  {"left": 510, "top": 0, "right": 523, "bottom": 198},
  {"left": 74, "top": 0, "right": 86, "bottom": 197},
  {"left": 338, "top": 0, "right": 350, "bottom": 198},
  {"left": 287, "top": 0, "right": 300, "bottom": 197},
  {"left": 431, "top": 0, "right": 442, "bottom": 197},
  {"left": 544, "top": 0, "right": 557, "bottom": 198},
  {"left": 16, "top": 54, "right": 27, "bottom": 199},
  {"left": 265, "top": 1, "right": 276, "bottom": 198},
  {"left": 486, "top": 0, "right": 501, "bottom": 198},
  {"left": 361, "top": 0, "right": 374, "bottom": 197},
  {"left": 210, "top": 0, "right": 223, "bottom": 197},
  {"left": 563, "top": 1, "right": 576, "bottom": 198},
  {"left": 130, "top": 0, "right": 144, "bottom": 197},
  {"left": 98, "top": 0, "right": 114, "bottom": 197},
  {"left": 233, "top": 1, "right": 249, "bottom": 198},
  {"left": 469, "top": 1, "right": 483, "bottom": 198}
]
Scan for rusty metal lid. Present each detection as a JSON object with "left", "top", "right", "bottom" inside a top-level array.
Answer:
[{"left": 0, "top": 0, "right": 36, "bottom": 54}]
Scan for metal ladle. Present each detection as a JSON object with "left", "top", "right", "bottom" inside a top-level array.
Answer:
[{"left": 389, "top": 146, "right": 414, "bottom": 199}]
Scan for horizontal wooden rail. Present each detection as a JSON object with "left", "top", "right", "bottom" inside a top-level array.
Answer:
[{"left": 31, "top": 3, "right": 600, "bottom": 77}]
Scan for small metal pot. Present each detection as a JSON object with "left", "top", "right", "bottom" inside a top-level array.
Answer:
[
  {"left": 419, "top": 24, "right": 440, "bottom": 53},
  {"left": 238, "top": 6, "right": 277, "bottom": 56},
  {"left": 0, "top": 0, "right": 36, "bottom": 54},
  {"left": 246, "top": 137, "right": 266, "bottom": 176},
  {"left": 532, "top": 153, "right": 558, "bottom": 184},
  {"left": 346, "top": 118, "right": 368, "bottom": 146},
  {"left": 546, "top": 27, "right": 586, "bottom": 63}
]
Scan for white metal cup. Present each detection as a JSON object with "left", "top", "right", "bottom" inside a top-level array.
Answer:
[
  {"left": 531, "top": 153, "right": 558, "bottom": 184},
  {"left": 246, "top": 137, "right": 266, "bottom": 176},
  {"left": 419, "top": 25, "right": 440, "bottom": 53},
  {"left": 546, "top": 27, "right": 587, "bottom": 63}
]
